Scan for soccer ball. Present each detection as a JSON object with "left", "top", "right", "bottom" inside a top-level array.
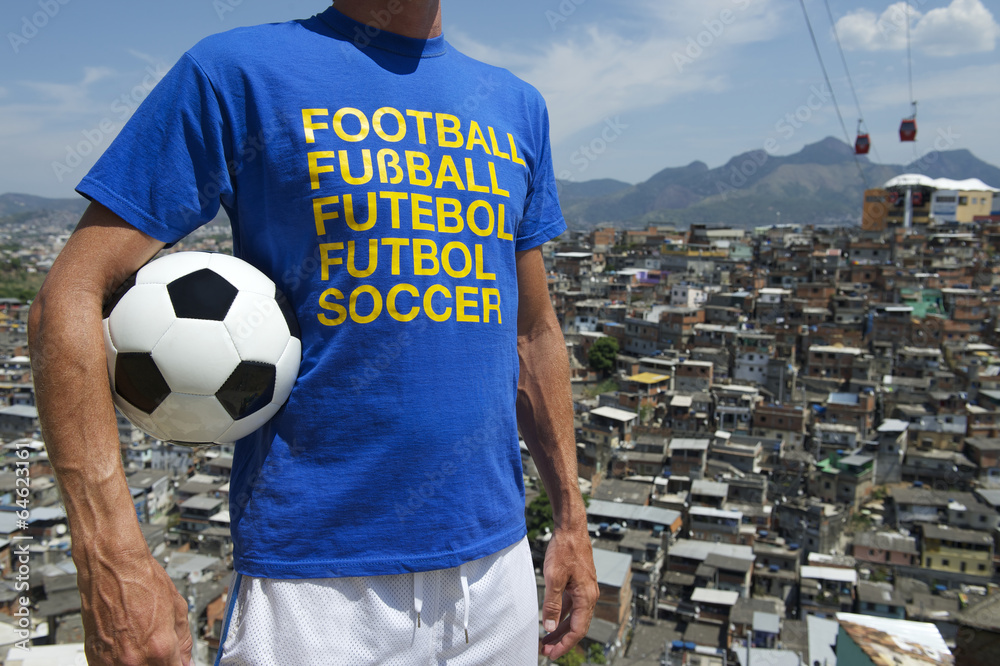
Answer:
[{"left": 102, "top": 252, "right": 301, "bottom": 446}]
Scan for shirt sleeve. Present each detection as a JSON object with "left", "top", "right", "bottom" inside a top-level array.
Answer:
[
  {"left": 76, "top": 52, "right": 234, "bottom": 244},
  {"left": 515, "top": 104, "right": 566, "bottom": 252}
]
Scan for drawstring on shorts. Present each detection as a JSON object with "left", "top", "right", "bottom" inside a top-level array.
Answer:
[
  {"left": 413, "top": 571, "right": 424, "bottom": 628},
  {"left": 412, "top": 564, "right": 470, "bottom": 643},
  {"left": 459, "top": 563, "right": 469, "bottom": 644}
]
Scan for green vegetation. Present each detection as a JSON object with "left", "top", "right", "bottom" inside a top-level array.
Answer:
[
  {"left": 588, "top": 644, "right": 607, "bottom": 664},
  {"left": 588, "top": 337, "right": 619, "bottom": 376},
  {"left": 525, "top": 487, "right": 589, "bottom": 542},
  {"left": 0, "top": 263, "right": 45, "bottom": 302},
  {"left": 525, "top": 488, "right": 554, "bottom": 542},
  {"left": 555, "top": 650, "right": 584, "bottom": 666},
  {"left": 583, "top": 378, "right": 618, "bottom": 399},
  {"left": 849, "top": 512, "right": 873, "bottom": 532}
]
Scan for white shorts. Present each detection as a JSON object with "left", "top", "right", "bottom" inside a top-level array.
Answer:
[{"left": 215, "top": 537, "right": 539, "bottom": 665}]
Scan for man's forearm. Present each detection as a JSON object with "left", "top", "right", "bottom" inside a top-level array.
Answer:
[
  {"left": 516, "top": 317, "right": 585, "bottom": 530},
  {"left": 28, "top": 273, "right": 148, "bottom": 555},
  {"left": 27, "top": 206, "right": 164, "bottom": 557}
]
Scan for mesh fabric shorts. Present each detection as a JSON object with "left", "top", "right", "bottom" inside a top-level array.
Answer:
[{"left": 215, "top": 536, "right": 539, "bottom": 665}]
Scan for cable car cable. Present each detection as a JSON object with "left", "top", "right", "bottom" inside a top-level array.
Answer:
[
  {"left": 823, "top": 0, "right": 882, "bottom": 164},
  {"left": 900, "top": 1, "right": 918, "bottom": 143},
  {"left": 906, "top": 1, "right": 914, "bottom": 108},
  {"left": 797, "top": 0, "right": 870, "bottom": 189}
]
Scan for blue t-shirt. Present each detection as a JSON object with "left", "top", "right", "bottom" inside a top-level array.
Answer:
[{"left": 78, "top": 7, "right": 566, "bottom": 578}]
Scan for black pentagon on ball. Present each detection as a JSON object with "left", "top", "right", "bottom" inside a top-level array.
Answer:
[
  {"left": 115, "top": 352, "right": 171, "bottom": 414},
  {"left": 275, "top": 287, "right": 301, "bottom": 339},
  {"left": 216, "top": 361, "right": 276, "bottom": 420},
  {"left": 167, "top": 268, "right": 239, "bottom": 320}
]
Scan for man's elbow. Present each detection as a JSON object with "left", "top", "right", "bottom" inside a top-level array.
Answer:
[
  {"left": 27, "top": 284, "right": 49, "bottom": 353},
  {"left": 517, "top": 309, "right": 562, "bottom": 345}
]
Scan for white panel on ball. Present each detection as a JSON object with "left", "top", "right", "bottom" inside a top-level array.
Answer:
[
  {"left": 150, "top": 393, "right": 233, "bottom": 443},
  {"left": 207, "top": 253, "right": 277, "bottom": 297},
  {"left": 271, "top": 337, "right": 302, "bottom": 407},
  {"left": 103, "top": 319, "right": 118, "bottom": 392},
  {"left": 136, "top": 251, "right": 212, "bottom": 284},
  {"left": 107, "top": 284, "right": 176, "bottom": 353},
  {"left": 223, "top": 291, "right": 291, "bottom": 364},
  {"left": 115, "top": 399, "right": 169, "bottom": 442},
  {"left": 152, "top": 320, "right": 241, "bottom": 395}
]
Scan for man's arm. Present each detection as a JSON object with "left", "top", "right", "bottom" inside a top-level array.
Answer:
[
  {"left": 515, "top": 247, "right": 598, "bottom": 660},
  {"left": 28, "top": 202, "right": 192, "bottom": 666}
]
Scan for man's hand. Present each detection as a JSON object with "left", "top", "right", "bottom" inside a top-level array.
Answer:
[
  {"left": 539, "top": 525, "right": 599, "bottom": 660},
  {"left": 77, "top": 547, "right": 192, "bottom": 665}
]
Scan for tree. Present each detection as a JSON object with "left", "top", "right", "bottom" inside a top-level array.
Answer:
[
  {"left": 588, "top": 643, "right": 607, "bottom": 664},
  {"left": 555, "top": 649, "right": 585, "bottom": 666},
  {"left": 525, "top": 487, "right": 554, "bottom": 542},
  {"left": 526, "top": 487, "right": 589, "bottom": 542},
  {"left": 588, "top": 337, "right": 619, "bottom": 376}
]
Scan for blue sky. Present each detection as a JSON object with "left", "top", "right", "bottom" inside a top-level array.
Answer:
[{"left": 2, "top": 0, "right": 998, "bottom": 198}]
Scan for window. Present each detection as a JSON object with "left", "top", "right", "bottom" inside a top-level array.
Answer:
[
  {"left": 942, "top": 559, "right": 950, "bottom": 567},
  {"left": 959, "top": 196, "right": 968, "bottom": 205}
]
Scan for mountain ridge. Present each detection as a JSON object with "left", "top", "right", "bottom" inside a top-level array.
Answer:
[
  {"left": 557, "top": 137, "right": 999, "bottom": 229},
  {"left": 4, "top": 138, "right": 997, "bottom": 230}
]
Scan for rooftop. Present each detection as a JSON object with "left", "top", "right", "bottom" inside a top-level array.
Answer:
[
  {"left": 921, "top": 523, "right": 993, "bottom": 545},
  {"left": 626, "top": 372, "right": 670, "bottom": 384},
  {"left": 670, "top": 539, "right": 754, "bottom": 563},
  {"left": 669, "top": 437, "right": 711, "bottom": 451},
  {"left": 800, "top": 566, "right": 857, "bottom": 584},
  {"left": 586, "top": 499, "right": 680, "bottom": 529},
  {"left": 590, "top": 406, "right": 638, "bottom": 422},
  {"left": 592, "top": 547, "right": 632, "bottom": 588},
  {"left": 836, "top": 612, "right": 952, "bottom": 665},
  {"left": 691, "top": 587, "right": 739, "bottom": 606}
]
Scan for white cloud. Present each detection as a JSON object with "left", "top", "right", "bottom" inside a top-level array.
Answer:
[
  {"left": 916, "top": 0, "right": 1000, "bottom": 55},
  {"left": 451, "top": 0, "right": 785, "bottom": 144},
  {"left": 19, "top": 66, "right": 116, "bottom": 114},
  {"left": 835, "top": 0, "right": 999, "bottom": 56}
]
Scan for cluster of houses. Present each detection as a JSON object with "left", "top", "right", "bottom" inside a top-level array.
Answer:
[{"left": 535, "top": 175, "right": 1000, "bottom": 664}]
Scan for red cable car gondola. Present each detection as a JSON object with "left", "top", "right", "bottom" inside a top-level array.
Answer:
[
  {"left": 900, "top": 101, "right": 917, "bottom": 142},
  {"left": 855, "top": 134, "right": 870, "bottom": 154},
  {"left": 854, "top": 120, "right": 870, "bottom": 154}
]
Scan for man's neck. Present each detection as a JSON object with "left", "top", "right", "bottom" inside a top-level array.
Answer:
[{"left": 333, "top": 0, "right": 442, "bottom": 39}]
